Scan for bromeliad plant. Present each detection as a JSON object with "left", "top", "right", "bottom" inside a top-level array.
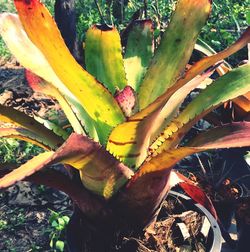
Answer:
[{"left": 0, "top": 0, "right": 250, "bottom": 247}]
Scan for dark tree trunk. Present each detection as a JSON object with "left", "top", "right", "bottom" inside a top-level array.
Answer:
[
  {"left": 54, "top": 0, "right": 83, "bottom": 63},
  {"left": 112, "top": 0, "right": 129, "bottom": 23}
]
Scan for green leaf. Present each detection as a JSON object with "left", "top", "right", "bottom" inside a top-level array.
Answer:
[
  {"left": 124, "top": 20, "right": 154, "bottom": 91},
  {"left": 0, "top": 13, "right": 99, "bottom": 141},
  {"left": 0, "top": 126, "right": 55, "bottom": 150},
  {"left": 51, "top": 220, "right": 58, "bottom": 228},
  {"left": 152, "top": 64, "right": 250, "bottom": 155},
  {"left": 85, "top": 25, "right": 127, "bottom": 94},
  {"left": 136, "top": 122, "right": 250, "bottom": 179},
  {"left": 55, "top": 240, "right": 65, "bottom": 252},
  {"left": 34, "top": 116, "right": 69, "bottom": 140},
  {"left": 13, "top": 1, "right": 126, "bottom": 144},
  {"left": 138, "top": 0, "right": 212, "bottom": 109},
  {"left": 246, "top": 11, "right": 250, "bottom": 25},
  {"left": 0, "top": 104, "right": 64, "bottom": 149},
  {"left": 62, "top": 216, "right": 70, "bottom": 224}
]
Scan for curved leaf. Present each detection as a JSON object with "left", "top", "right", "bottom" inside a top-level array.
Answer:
[
  {"left": 174, "top": 172, "right": 218, "bottom": 219},
  {"left": 136, "top": 122, "right": 250, "bottom": 179},
  {"left": 0, "top": 133, "right": 133, "bottom": 198},
  {"left": 195, "top": 38, "right": 231, "bottom": 75},
  {"left": 124, "top": 20, "right": 154, "bottom": 91},
  {"left": 14, "top": 0, "right": 125, "bottom": 143},
  {"left": 152, "top": 64, "right": 250, "bottom": 154},
  {"left": 0, "top": 104, "right": 64, "bottom": 149},
  {"left": 33, "top": 115, "right": 69, "bottom": 140},
  {"left": 85, "top": 25, "right": 127, "bottom": 94},
  {"left": 107, "top": 67, "right": 215, "bottom": 168},
  {"left": 0, "top": 13, "right": 98, "bottom": 140},
  {"left": 168, "top": 27, "right": 250, "bottom": 96},
  {"left": 53, "top": 134, "right": 134, "bottom": 199},
  {"left": 0, "top": 151, "right": 54, "bottom": 188},
  {"left": 0, "top": 126, "right": 51, "bottom": 150},
  {"left": 138, "top": 0, "right": 212, "bottom": 109},
  {"left": 233, "top": 92, "right": 250, "bottom": 119},
  {"left": 25, "top": 70, "right": 85, "bottom": 135},
  {"left": 136, "top": 27, "right": 250, "bottom": 124},
  {"left": 187, "top": 121, "right": 250, "bottom": 148}
]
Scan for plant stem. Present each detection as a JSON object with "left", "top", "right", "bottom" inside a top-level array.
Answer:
[
  {"left": 94, "top": 0, "right": 107, "bottom": 25},
  {"left": 144, "top": 0, "right": 148, "bottom": 19}
]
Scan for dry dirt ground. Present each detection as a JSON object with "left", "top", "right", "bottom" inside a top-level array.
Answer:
[{"left": 0, "top": 60, "right": 72, "bottom": 252}]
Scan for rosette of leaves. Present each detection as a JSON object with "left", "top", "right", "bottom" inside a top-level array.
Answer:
[{"left": 0, "top": 0, "right": 250, "bottom": 239}]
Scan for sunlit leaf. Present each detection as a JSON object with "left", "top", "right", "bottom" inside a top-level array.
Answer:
[
  {"left": 0, "top": 13, "right": 98, "bottom": 140},
  {"left": 152, "top": 64, "right": 250, "bottom": 154},
  {"left": 168, "top": 27, "right": 250, "bottom": 97},
  {"left": 0, "top": 133, "right": 133, "bottom": 198},
  {"left": 0, "top": 151, "right": 54, "bottom": 188},
  {"left": 107, "top": 67, "right": 215, "bottom": 168},
  {"left": 124, "top": 20, "right": 154, "bottom": 91},
  {"left": 25, "top": 70, "right": 85, "bottom": 135},
  {"left": 195, "top": 38, "right": 231, "bottom": 75},
  {"left": 138, "top": 122, "right": 250, "bottom": 178},
  {"left": 0, "top": 126, "right": 52, "bottom": 150},
  {"left": 0, "top": 104, "right": 64, "bottom": 149},
  {"left": 85, "top": 25, "right": 127, "bottom": 94},
  {"left": 138, "top": 0, "right": 212, "bottom": 108},
  {"left": 14, "top": 0, "right": 126, "bottom": 144}
]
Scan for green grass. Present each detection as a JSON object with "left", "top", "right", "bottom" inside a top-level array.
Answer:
[
  {"left": 47, "top": 210, "right": 70, "bottom": 252},
  {"left": 0, "top": 37, "right": 11, "bottom": 60},
  {"left": 0, "top": 138, "right": 43, "bottom": 164}
]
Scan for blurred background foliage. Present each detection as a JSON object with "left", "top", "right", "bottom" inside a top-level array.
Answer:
[
  {"left": 0, "top": 0, "right": 249, "bottom": 65},
  {"left": 0, "top": 0, "right": 250, "bottom": 65}
]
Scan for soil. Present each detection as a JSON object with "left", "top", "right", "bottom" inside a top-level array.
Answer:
[
  {"left": 130, "top": 197, "right": 208, "bottom": 252},
  {"left": 0, "top": 62, "right": 72, "bottom": 251},
  {"left": 0, "top": 182, "right": 72, "bottom": 252},
  {"left": 66, "top": 193, "right": 213, "bottom": 252},
  {"left": 0, "top": 64, "right": 67, "bottom": 125}
]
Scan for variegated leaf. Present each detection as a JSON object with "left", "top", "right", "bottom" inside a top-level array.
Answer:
[
  {"left": 85, "top": 25, "right": 127, "bottom": 94},
  {"left": 0, "top": 133, "right": 134, "bottom": 199},
  {"left": 151, "top": 64, "right": 250, "bottom": 154},
  {"left": 138, "top": 0, "right": 212, "bottom": 108},
  {"left": 0, "top": 13, "right": 98, "bottom": 140},
  {"left": 124, "top": 20, "right": 154, "bottom": 91},
  {"left": 0, "top": 104, "right": 64, "bottom": 149},
  {"left": 14, "top": 0, "right": 126, "bottom": 144}
]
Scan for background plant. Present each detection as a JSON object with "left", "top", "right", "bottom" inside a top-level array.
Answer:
[
  {"left": 46, "top": 210, "right": 70, "bottom": 252},
  {"left": 0, "top": 0, "right": 249, "bottom": 65}
]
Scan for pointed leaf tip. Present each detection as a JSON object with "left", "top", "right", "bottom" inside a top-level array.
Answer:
[
  {"left": 138, "top": 0, "right": 212, "bottom": 108},
  {"left": 0, "top": 151, "right": 54, "bottom": 189}
]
